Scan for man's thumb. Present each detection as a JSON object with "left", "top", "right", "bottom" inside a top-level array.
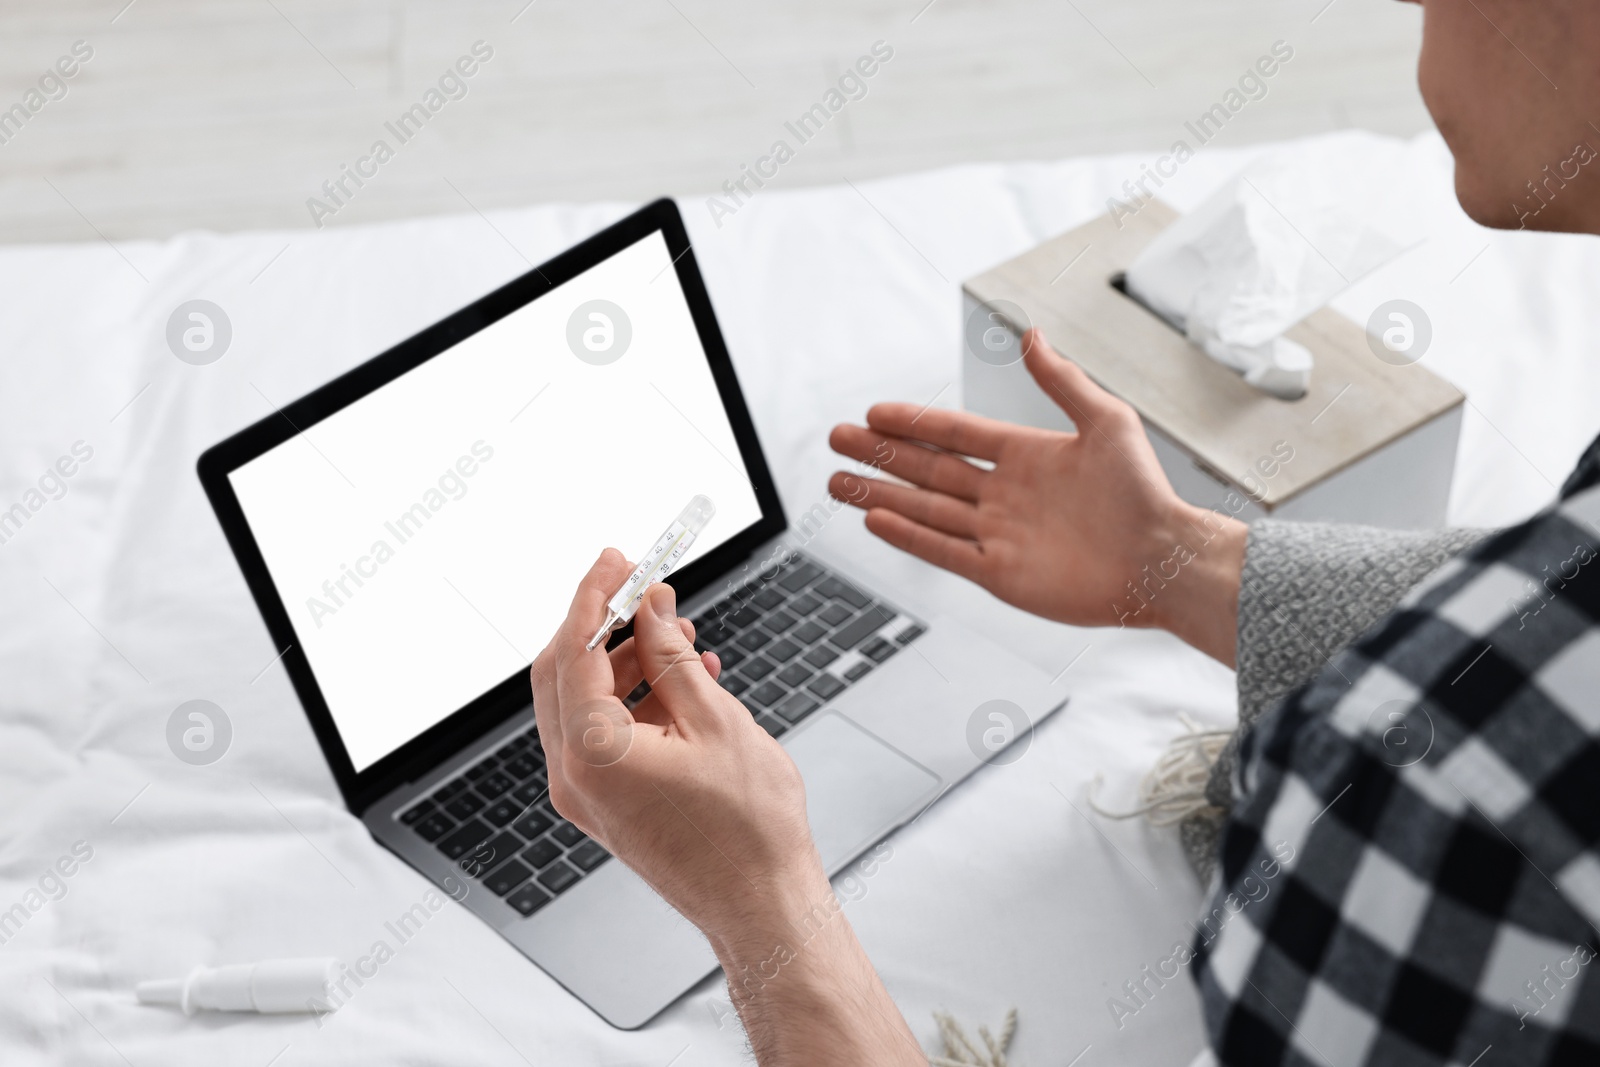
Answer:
[
  {"left": 634, "top": 583, "right": 720, "bottom": 710},
  {"left": 1022, "top": 328, "right": 1121, "bottom": 427}
]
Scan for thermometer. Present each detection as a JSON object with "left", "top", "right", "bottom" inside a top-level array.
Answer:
[{"left": 586, "top": 495, "right": 716, "bottom": 651}]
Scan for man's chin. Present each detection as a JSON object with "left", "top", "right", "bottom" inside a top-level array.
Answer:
[{"left": 1452, "top": 167, "right": 1528, "bottom": 231}]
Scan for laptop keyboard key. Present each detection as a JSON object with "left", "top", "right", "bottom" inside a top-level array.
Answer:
[
  {"left": 756, "top": 714, "right": 787, "bottom": 738},
  {"left": 512, "top": 810, "right": 554, "bottom": 839},
  {"left": 537, "top": 861, "right": 581, "bottom": 894},
  {"left": 465, "top": 758, "right": 498, "bottom": 781},
  {"left": 479, "top": 771, "right": 516, "bottom": 799},
  {"left": 830, "top": 607, "right": 897, "bottom": 650},
  {"left": 762, "top": 608, "right": 800, "bottom": 633},
  {"left": 728, "top": 605, "right": 763, "bottom": 629},
  {"left": 735, "top": 629, "right": 772, "bottom": 651},
  {"left": 790, "top": 620, "right": 827, "bottom": 645},
  {"left": 483, "top": 860, "right": 533, "bottom": 897},
  {"left": 896, "top": 624, "right": 926, "bottom": 645},
  {"left": 765, "top": 638, "right": 802, "bottom": 663},
  {"left": 777, "top": 561, "right": 822, "bottom": 592},
  {"left": 721, "top": 674, "right": 751, "bottom": 696},
  {"left": 522, "top": 837, "right": 562, "bottom": 869},
  {"left": 700, "top": 622, "right": 735, "bottom": 647},
  {"left": 482, "top": 799, "right": 521, "bottom": 827},
  {"left": 816, "top": 577, "right": 871, "bottom": 609},
  {"left": 789, "top": 591, "right": 823, "bottom": 615},
  {"left": 482, "top": 831, "right": 525, "bottom": 870},
  {"left": 742, "top": 656, "right": 776, "bottom": 681},
  {"left": 816, "top": 602, "right": 852, "bottom": 626},
  {"left": 401, "top": 800, "right": 433, "bottom": 825},
  {"left": 444, "top": 793, "right": 486, "bottom": 820},
  {"left": 843, "top": 661, "right": 873, "bottom": 682},
  {"left": 551, "top": 821, "right": 585, "bottom": 848},
  {"left": 437, "top": 819, "right": 492, "bottom": 860},
  {"left": 776, "top": 662, "right": 813, "bottom": 688},
  {"left": 569, "top": 840, "right": 610, "bottom": 872},
  {"left": 505, "top": 754, "right": 538, "bottom": 778},
  {"left": 414, "top": 812, "right": 455, "bottom": 842},
  {"left": 807, "top": 673, "right": 846, "bottom": 700},
  {"left": 749, "top": 681, "right": 786, "bottom": 708},
  {"left": 432, "top": 779, "right": 469, "bottom": 803},
  {"left": 803, "top": 645, "right": 840, "bottom": 669},
  {"left": 752, "top": 586, "right": 786, "bottom": 611},
  {"left": 505, "top": 883, "right": 553, "bottom": 917},
  {"left": 861, "top": 636, "right": 899, "bottom": 663},
  {"left": 512, "top": 780, "right": 550, "bottom": 806},
  {"left": 511, "top": 781, "right": 548, "bottom": 808},
  {"left": 775, "top": 692, "right": 820, "bottom": 724},
  {"left": 461, "top": 831, "right": 520, "bottom": 877}
]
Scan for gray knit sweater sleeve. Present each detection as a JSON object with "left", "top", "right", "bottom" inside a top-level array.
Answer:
[
  {"left": 1179, "top": 519, "right": 1491, "bottom": 880},
  {"left": 1232, "top": 520, "right": 1491, "bottom": 733}
]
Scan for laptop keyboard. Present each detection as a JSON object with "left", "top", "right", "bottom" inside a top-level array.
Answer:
[
  {"left": 398, "top": 553, "right": 921, "bottom": 918},
  {"left": 398, "top": 729, "right": 607, "bottom": 918},
  {"left": 684, "top": 554, "right": 924, "bottom": 740}
]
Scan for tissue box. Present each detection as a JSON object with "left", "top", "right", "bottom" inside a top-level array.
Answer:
[{"left": 961, "top": 200, "right": 1463, "bottom": 529}]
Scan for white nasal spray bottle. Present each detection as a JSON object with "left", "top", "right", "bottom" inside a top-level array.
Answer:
[
  {"left": 135, "top": 959, "right": 340, "bottom": 1015},
  {"left": 587, "top": 495, "right": 716, "bottom": 651}
]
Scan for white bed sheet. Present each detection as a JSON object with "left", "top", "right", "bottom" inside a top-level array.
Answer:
[{"left": 2, "top": 129, "right": 1597, "bottom": 1066}]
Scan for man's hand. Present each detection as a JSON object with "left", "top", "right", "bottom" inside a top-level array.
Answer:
[
  {"left": 530, "top": 555, "right": 925, "bottom": 1065},
  {"left": 829, "top": 328, "right": 1245, "bottom": 666},
  {"left": 529, "top": 549, "right": 819, "bottom": 940}
]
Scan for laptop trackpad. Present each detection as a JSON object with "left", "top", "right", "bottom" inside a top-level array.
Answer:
[{"left": 786, "top": 712, "right": 941, "bottom": 872}]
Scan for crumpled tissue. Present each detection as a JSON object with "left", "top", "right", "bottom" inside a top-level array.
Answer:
[{"left": 1125, "top": 139, "right": 1415, "bottom": 399}]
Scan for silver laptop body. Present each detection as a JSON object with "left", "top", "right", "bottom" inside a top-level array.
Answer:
[
  {"left": 199, "top": 197, "right": 1066, "bottom": 1030},
  {"left": 365, "top": 534, "right": 1063, "bottom": 1028}
]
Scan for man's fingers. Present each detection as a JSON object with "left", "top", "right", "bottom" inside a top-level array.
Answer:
[
  {"left": 827, "top": 473, "right": 980, "bottom": 540},
  {"left": 608, "top": 619, "right": 696, "bottom": 700},
  {"left": 530, "top": 650, "right": 563, "bottom": 760},
  {"left": 629, "top": 650, "right": 718, "bottom": 728},
  {"left": 1022, "top": 327, "right": 1126, "bottom": 429},
  {"left": 632, "top": 583, "right": 730, "bottom": 727},
  {"left": 861, "top": 402, "right": 1012, "bottom": 461},
  {"left": 609, "top": 639, "right": 645, "bottom": 700},
  {"left": 560, "top": 548, "right": 635, "bottom": 649},
  {"left": 628, "top": 691, "right": 673, "bottom": 727},
  {"left": 863, "top": 507, "right": 986, "bottom": 584},
  {"left": 549, "top": 550, "right": 633, "bottom": 763},
  {"left": 829, "top": 424, "right": 986, "bottom": 501},
  {"left": 535, "top": 549, "right": 627, "bottom": 760}
]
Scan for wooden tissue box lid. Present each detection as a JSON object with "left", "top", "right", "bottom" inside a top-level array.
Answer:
[{"left": 961, "top": 200, "right": 1464, "bottom": 508}]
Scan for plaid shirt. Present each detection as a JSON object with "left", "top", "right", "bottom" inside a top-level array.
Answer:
[{"left": 1195, "top": 434, "right": 1600, "bottom": 1066}]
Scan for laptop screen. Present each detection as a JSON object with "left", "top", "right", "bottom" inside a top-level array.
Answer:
[{"left": 227, "top": 230, "right": 765, "bottom": 772}]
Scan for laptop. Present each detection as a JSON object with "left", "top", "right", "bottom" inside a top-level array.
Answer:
[{"left": 197, "top": 198, "right": 1065, "bottom": 1029}]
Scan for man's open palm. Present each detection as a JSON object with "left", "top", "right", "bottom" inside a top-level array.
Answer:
[{"left": 828, "top": 329, "right": 1203, "bottom": 631}]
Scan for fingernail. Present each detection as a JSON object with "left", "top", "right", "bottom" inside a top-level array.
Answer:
[{"left": 651, "top": 583, "right": 676, "bottom": 620}]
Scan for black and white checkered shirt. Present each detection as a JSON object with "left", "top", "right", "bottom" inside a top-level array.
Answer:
[{"left": 1195, "top": 435, "right": 1600, "bottom": 1066}]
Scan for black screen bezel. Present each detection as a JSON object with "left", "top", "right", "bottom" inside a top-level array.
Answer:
[{"left": 197, "top": 198, "right": 787, "bottom": 814}]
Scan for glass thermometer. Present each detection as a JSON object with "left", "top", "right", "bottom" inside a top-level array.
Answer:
[{"left": 586, "top": 495, "right": 716, "bottom": 651}]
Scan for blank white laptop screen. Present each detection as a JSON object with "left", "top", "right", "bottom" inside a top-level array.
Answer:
[{"left": 229, "top": 232, "right": 764, "bottom": 772}]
